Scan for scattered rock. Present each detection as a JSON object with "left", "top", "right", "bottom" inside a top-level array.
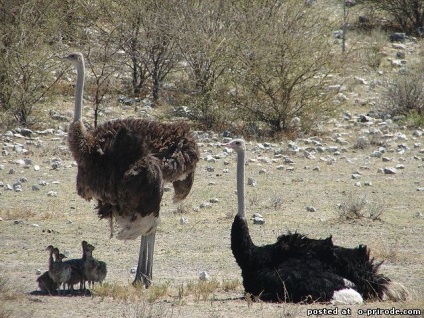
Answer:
[
  {"left": 247, "top": 177, "right": 256, "bottom": 186},
  {"left": 199, "top": 271, "right": 210, "bottom": 281},
  {"left": 306, "top": 206, "right": 317, "bottom": 212},
  {"left": 383, "top": 167, "right": 397, "bottom": 175}
]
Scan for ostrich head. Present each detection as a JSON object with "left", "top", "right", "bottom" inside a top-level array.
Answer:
[
  {"left": 223, "top": 139, "right": 245, "bottom": 154},
  {"left": 62, "top": 52, "right": 84, "bottom": 66}
]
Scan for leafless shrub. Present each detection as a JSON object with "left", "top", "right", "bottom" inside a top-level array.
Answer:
[
  {"left": 376, "top": 72, "right": 424, "bottom": 119},
  {"left": 373, "top": 239, "right": 401, "bottom": 263},
  {"left": 248, "top": 192, "right": 260, "bottom": 207},
  {"left": 173, "top": 203, "right": 189, "bottom": 215},
  {"left": 270, "top": 195, "right": 283, "bottom": 210},
  {"left": 353, "top": 136, "right": 370, "bottom": 150},
  {"left": 336, "top": 193, "right": 386, "bottom": 221},
  {"left": 337, "top": 193, "right": 368, "bottom": 220}
]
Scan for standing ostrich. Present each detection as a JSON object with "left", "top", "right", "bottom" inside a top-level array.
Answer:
[
  {"left": 224, "top": 139, "right": 409, "bottom": 303},
  {"left": 62, "top": 52, "right": 200, "bottom": 287}
]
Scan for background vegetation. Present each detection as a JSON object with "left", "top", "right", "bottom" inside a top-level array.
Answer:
[{"left": 0, "top": 0, "right": 423, "bottom": 137}]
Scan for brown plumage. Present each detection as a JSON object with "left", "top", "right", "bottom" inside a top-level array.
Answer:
[
  {"left": 83, "top": 243, "right": 107, "bottom": 288},
  {"left": 47, "top": 247, "right": 71, "bottom": 295},
  {"left": 63, "top": 52, "right": 199, "bottom": 288},
  {"left": 36, "top": 271, "right": 59, "bottom": 294}
]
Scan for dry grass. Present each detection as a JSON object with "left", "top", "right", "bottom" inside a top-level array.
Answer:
[{"left": 336, "top": 192, "right": 385, "bottom": 221}]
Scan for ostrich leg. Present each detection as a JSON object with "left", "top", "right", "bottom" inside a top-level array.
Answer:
[{"left": 133, "top": 231, "right": 156, "bottom": 288}]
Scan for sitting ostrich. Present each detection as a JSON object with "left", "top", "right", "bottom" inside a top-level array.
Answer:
[
  {"left": 62, "top": 52, "right": 199, "bottom": 288},
  {"left": 36, "top": 271, "right": 59, "bottom": 294},
  {"left": 223, "top": 139, "right": 409, "bottom": 303}
]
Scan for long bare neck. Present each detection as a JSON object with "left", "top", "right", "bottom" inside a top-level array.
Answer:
[
  {"left": 74, "top": 59, "right": 85, "bottom": 122},
  {"left": 236, "top": 148, "right": 245, "bottom": 219}
]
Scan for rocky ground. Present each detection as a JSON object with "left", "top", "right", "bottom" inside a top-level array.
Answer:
[
  {"left": 1, "top": 32, "right": 424, "bottom": 318},
  {"left": 1, "top": 105, "right": 424, "bottom": 317}
]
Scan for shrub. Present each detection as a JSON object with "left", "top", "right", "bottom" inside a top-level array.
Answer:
[{"left": 376, "top": 71, "right": 424, "bottom": 120}]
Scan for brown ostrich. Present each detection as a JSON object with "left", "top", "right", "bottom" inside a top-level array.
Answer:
[
  {"left": 62, "top": 52, "right": 200, "bottom": 288},
  {"left": 82, "top": 242, "right": 107, "bottom": 288}
]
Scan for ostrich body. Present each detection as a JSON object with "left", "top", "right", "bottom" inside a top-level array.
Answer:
[
  {"left": 224, "top": 139, "right": 409, "bottom": 303},
  {"left": 63, "top": 52, "right": 199, "bottom": 287}
]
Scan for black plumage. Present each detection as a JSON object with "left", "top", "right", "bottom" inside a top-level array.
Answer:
[{"left": 225, "top": 139, "right": 409, "bottom": 303}]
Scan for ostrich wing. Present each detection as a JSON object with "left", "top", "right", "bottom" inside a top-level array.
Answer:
[
  {"left": 172, "top": 171, "right": 195, "bottom": 203},
  {"left": 113, "top": 155, "right": 164, "bottom": 240}
]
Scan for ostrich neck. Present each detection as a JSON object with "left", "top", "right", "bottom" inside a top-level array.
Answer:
[
  {"left": 236, "top": 149, "right": 246, "bottom": 219},
  {"left": 74, "top": 60, "right": 85, "bottom": 122}
]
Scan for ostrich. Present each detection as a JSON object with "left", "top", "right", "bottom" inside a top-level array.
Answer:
[
  {"left": 62, "top": 52, "right": 199, "bottom": 288},
  {"left": 47, "top": 246, "right": 71, "bottom": 295},
  {"left": 36, "top": 271, "right": 59, "bottom": 294},
  {"left": 83, "top": 242, "right": 107, "bottom": 288},
  {"left": 224, "top": 139, "right": 409, "bottom": 303}
]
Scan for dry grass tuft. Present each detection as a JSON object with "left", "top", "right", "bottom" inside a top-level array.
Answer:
[
  {"left": 120, "top": 298, "right": 179, "bottom": 318},
  {"left": 0, "top": 276, "right": 27, "bottom": 318},
  {"left": 1, "top": 208, "right": 37, "bottom": 221},
  {"left": 146, "top": 282, "right": 170, "bottom": 302},
  {"left": 186, "top": 280, "right": 221, "bottom": 302},
  {"left": 92, "top": 282, "right": 143, "bottom": 302},
  {"left": 372, "top": 239, "right": 401, "bottom": 263},
  {"left": 221, "top": 279, "right": 240, "bottom": 291}
]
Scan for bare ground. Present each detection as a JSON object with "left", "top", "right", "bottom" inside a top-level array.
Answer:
[{"left": 1, "top": 115, "right": 424, "bottom": 318}]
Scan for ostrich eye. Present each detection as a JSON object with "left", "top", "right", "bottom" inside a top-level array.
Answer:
[{"left": 235, "top": 141, "right": 240, "bottom": 145}]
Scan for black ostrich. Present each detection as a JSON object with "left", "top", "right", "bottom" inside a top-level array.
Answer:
[
  {"left": 224, "top": 139, "right": 409, "bottom": 303},
  {"left": 63, "top": 52, "right": 200, "bottom": 288}
]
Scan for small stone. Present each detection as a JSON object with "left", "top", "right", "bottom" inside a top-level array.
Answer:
[
  {"left": 180, "top": 217, "right": 189, "bottom": 225},
  {"left": 209, "top": 198, "right": 219, "bottom": 203},
  {"left": 130, "top": 267, "right": 137, "bottom": 274},
  {"left": 13, "top": 183, "right": 22, "bottom": 192},
  {"left": 47, "top": 191, "right": 58, "bottom": 197},
  {"left": 306, "top": 206, "right": 317, "bottom": 212},
  {"left": 252, "top": 217, "right": 265, "bottom": 224},
  {"left": 247, "top": 178, "right": 256, "bottom": 186},
  {"left": 199, "top": 271, "right": 210, "bottom": 281},
  {"left": 34, "top": 165, "right": 40, "bottom": 171},
  {"left": 36, "top": 269, "right": 42, "bottom": 275},
  {"left": 383, "top": 167, "right": 397, "bottom": 175},
  {"left": 199, "top": 202, "right": 211, "bottom": 209}
]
